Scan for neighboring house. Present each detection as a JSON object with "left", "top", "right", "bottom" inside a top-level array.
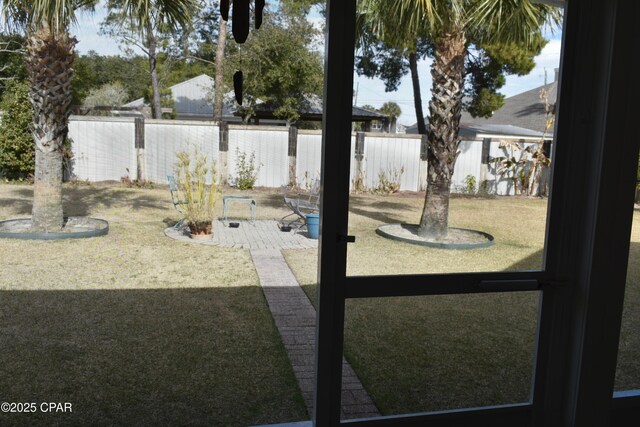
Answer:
[
  {"left": 122, "top": 74, "right": 238, "bottom": 121},
  {"left": 406, "top": 78, "right": 558, "bottom": 140},
  {"left": 460, "top": 80, "right": 557, "bottom": 136},
  {"left": 352, "top": 105, "right": 405, "bottom": 134},
  {"left": 406, "top": 121, "right": 551, "bottom": 141},
  {"left": 249, "top": 97, "right": 388, "bottom": 129},
  {"left": 119, "top": 76, "right": 388, "bottom": 128}
]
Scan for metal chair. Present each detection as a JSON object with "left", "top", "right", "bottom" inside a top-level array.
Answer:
[
  {"left": 167, "top": 175, "right": 189, "bottom": 229},
  {"left": 281, "top": 179, "right": 320, "bottom": 230}
]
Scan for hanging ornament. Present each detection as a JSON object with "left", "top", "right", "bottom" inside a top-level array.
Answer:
[
  {"left": 234, "top": 71, "right": 243, "bottom": 105},
  {"left": 232, "top": 0, "right": 250, "bottom": 43},
  {"left": 220, "top": 0, "right": 229, "bottom": 21},
  {"left": 255, "top": 0, "right": 265, "bottom": 29}
]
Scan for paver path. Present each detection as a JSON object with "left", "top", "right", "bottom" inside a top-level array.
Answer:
[
  {"left": 251, "top": 249, "right": 379, "bottom": 420},
  {"left": 165, "top": 220, "right": 317, "bottom": 250}
]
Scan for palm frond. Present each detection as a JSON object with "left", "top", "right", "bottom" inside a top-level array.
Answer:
[
  {"left": 1, "top": 0, "right": 97, "bottom": 32},
  {"left": 117, "top": 0, "right": 197, "bottom": 34},
  {"left": 469, "top": 0, "right": 562, "bottom": 44}
]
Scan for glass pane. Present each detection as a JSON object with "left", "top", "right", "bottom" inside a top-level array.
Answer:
[
  {"left": 340, "top": 292, "right": 540, "bottom": 418},
  {"left": 615, "top": 198, "right": 640, "bottom": 391},
  {"left": 344, "top": 0, "right": 565, "bottom": 276}
]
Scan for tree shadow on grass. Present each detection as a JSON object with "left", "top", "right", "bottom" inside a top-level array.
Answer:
[
  {"left": 0, "top": 287, "right": 307, "bottom": 427},
  {"left": 258, "top": 192, "right": 291, "bottom": 210},
  {"left": 0, "top": 198, "right": 33, "bottom": 217},
  {"left": 347, "top": 197, "right": 417, "bottom": 225},
  {"left": 4, "top": 186, "right": 170, "bottom": 218},
  {"left": 348, "top": 205, "right": 408, "bottom": 225}
]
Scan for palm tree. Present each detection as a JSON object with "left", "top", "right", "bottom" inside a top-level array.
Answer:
[
  {"left": 103, "top": 0, "right": 198, "bottom": 119},
  {"left": 1, "top": 0, "right": 98, "bottom": 231},
  {"left": 379, "top": 101, "right": 402, "bottom": 133},
  {"left": 1, "top": 0, "right": 196, "bottom": 231},
  {"left": 359, "top": 0, "right": 559, "bottom": 239}
]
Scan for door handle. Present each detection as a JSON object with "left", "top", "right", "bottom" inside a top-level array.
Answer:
[{"left": 338, "top": 234, "right": 356, "bottom": 243}]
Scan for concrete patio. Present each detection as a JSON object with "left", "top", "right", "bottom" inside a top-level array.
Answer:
[{"left": 164, "top": 220, "right": 318, "bottom": 250}]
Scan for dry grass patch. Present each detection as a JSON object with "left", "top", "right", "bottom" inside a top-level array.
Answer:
[
  {"left": 284, "top": 192, "right": 640, "bottom": 414},
  {"left": 0, "top": 183, "right": 307, "bottom": 426}
]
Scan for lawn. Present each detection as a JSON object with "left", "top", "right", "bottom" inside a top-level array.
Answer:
[
  {"left": 0, "top": 183, "right": 307, "bottom": 426},
  {"left": 283, "top": 192, "right": 640, "bottom": 415},
  {"left": 2, "top": 183, "right": 638, "bottom": 422}
]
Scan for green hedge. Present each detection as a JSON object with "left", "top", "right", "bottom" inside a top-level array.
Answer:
[{"left": 0, "top": 81, "right": 34, "bottom": 180}]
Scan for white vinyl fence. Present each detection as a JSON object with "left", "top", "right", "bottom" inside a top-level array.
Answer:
[
  {"left": 363, "top": 135, "right": 422, "bottom": 191},
  {"left": 296, "top": 131, "right": 322, "bottom": 187},
  {"left": 68, "top": 117, "right": 136, "bottom": 182},
  {"left": 67, "top": 116, "right": 548, "bottom": 196},
  {"left": 144, "top": 120, "right": 219, "bottom": 183},
  {"left": 228, "top": 127, "right": 289, "bottom": 188}
]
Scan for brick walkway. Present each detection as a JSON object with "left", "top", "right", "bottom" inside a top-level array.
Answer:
[
  {"left": 164, "top": 220, "right": 318, "bottom": 250},
  {"left": 251, "top": 249, "right": 379, "bottom": 420}
]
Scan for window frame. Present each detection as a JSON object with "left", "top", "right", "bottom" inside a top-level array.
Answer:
[{"left": 314, "top": 0, "right": 640, "bottom": 426}]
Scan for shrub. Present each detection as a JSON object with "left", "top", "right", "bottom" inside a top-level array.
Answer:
[
  {"left": 0, "top": 81, "right": 34, "bottom": 180},
  {"left": 372, "top": 166, "right": 404, "bottom": 195},
  {"left": 176, "top": 150, "right": 221, "bottom": 235},
  {"left": 83, "top": 81, "right": 129, "bottom": 110},
  {"left": 352, "top": 171, "right": 367, "bottom": 193},
  {"left": 0, "top": 81, "right": 74, "bottom": 181},
  {"left": 120, "top": 168, "right": 154, "bottom": 189},
  {"left": 478, "top": 180, "right": 495, "bottom": 197},
  {"left": 234, "top": 149, "right": 260, "bottom": 190},
  {"left": 464, "top": 174, "right": 477, "bottom": 195}
]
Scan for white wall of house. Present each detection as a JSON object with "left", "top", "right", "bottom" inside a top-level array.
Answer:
[{"left": 170, "top": 75, "right": 214, "bottom": 118}]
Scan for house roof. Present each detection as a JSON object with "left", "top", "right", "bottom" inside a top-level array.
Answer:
[
  {"left": 123, "top": 74, "right": 217, "bottom": 108},
  {"left": 123, "top": 76, "right": 388, "bottom": 123},
  {"left": 458, "top": 122, "right": 551, "bottom": 141},
  {"left": 407, "top": 81, "right": 558, "bottom": 139},
  {"left": 460, "top": 81, "right": 557, "bottom": 135},
  {"left": 250, "top": 96, "right": 387, "bottom": 122},
  {"left": 407, "top": 121, "right": 550, "bottom": 141},
  {"left": 122, "top": 74, "right": 241, "bottom": 120}
]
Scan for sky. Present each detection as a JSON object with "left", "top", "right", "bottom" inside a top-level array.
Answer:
[{"left": 71, "top": 4, "right": 563, "bottom": 127}]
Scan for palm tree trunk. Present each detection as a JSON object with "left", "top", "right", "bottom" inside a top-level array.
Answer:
[
  {"left": 32, "top": 149, "right": 64, "bottom": 230},
  {"left": 147, "top": 29, "right": 162, "bottom": 120},
  {"left": 26, "top": 28, "right": 76, "bottom": 231},
  {"left": 418, "top": 29, "right": 466, "bottom": 239},
  {"left": 213, "top": 18, "right": 228, "bottom": 122},
  {"left": 409, "top": 52, "right": 426, "bottom": 135}
]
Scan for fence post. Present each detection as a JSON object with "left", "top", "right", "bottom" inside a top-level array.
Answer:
[
  {"left": 288, "top": 126, "right": 298, "bottom": 187},
  {"left": 134, "top": 117, "right": 146, "bottom": 182},
  {"left": 480, "top": 138, "right": 491, "bottom": 189},
  {"left": 354, "top": 131, "right": 365, "bottom": 189},
  {"left": 219, "top": 122, "right": 229, "bottom": 185},
  {"left": 418, "top": 134, "right": 429, "bottom": 192}
]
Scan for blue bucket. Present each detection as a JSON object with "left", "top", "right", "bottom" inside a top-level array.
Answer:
[{"left": 306, "top": 213, "right": 320, "bottom": 239}]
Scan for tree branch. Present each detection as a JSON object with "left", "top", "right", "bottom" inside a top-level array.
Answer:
[{"left": 181, "top": 55, "right": 216, "bottom": 66}]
